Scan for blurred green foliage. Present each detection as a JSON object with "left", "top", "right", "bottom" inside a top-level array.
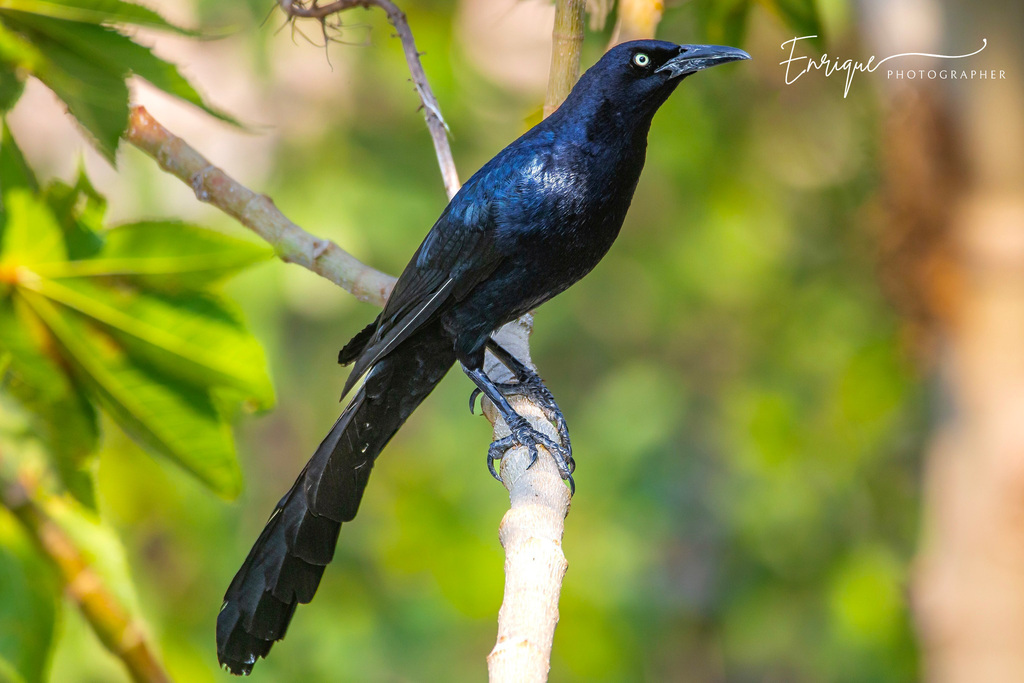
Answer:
[{"left": 0, "top": 0, "right": 927, "bottom": 681}]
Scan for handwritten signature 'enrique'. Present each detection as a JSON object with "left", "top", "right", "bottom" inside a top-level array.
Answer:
[{"left": 781, "top": 35, "right": 989, "bottom": 97}]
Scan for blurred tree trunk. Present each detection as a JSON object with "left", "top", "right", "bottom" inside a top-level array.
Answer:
[{"left": 866, "top": 0, "right": 1024, "bottom": 679}]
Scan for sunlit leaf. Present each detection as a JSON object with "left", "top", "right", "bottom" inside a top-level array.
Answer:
[
  {"left": 0, "top": 0, "right": 197, "bottom": 35},
  {"left": 25, "top": 277, "right": 274, "bottom": 408},
  {"left": 42, "top": 168, "right": 106, "bottom": 259},
  {"left": 0, "top": 119, "right": 37, "bottom": 202},
  {"left": 7, "top": 13, "right": 237, "bottom": 126},
  {"left": 0, "top": 63, "right": 23, "bottom": 111},
  {"left": 0, "top": 296, "right": 99, "bottom": 507},
  {"left": 0, "top": 656, "right": 27, "bottom": 683},
  {"left": 41, "top": 221, "right": 272, "bottom": 290},
  {"left": 0, "top": 509, "right": 61, "bottom": 683},
  {"left": 22, "top": 292, "right": 243, "bottom": 497},
  {"left": 0, "top": 188, "right": 65, "bottom": 264},
  {"left": 0, "top": 18, "right": 127, "bottom": 161}
]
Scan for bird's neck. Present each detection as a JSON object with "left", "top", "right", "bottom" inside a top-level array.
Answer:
[{"left": 548, "top": 89, "right": 656, "bottom": 161}]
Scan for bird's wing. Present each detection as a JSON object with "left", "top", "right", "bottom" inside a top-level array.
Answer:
[{"left": 340, "top": 170, "right": 509, "bottom": 397}]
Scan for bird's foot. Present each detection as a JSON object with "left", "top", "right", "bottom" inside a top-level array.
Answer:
[
  {"left": 470, "top": 375, "right": 572, "bottom": 459},
  {"left": 487, "top": 415, "right": 575, "bottom": 495}
]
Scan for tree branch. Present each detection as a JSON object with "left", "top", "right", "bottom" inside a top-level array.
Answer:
[
  {"left": 278, "top": 0, "right": 460, "bottom": 199},
  {"left": 486, "top": 1, "right": 591, "bottom": 679},
  {"left": 126, "top": 105, "right": 396, "bottom": 307},
  {"left": 484, "top": 316, "right": 570, "bottom": 683},
  {"left": 0, "top": 464, "right": 171, "bottom": 683}
]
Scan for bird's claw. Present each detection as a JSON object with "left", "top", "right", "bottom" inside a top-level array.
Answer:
[
  {"left": 470, "top": 374, "right": 572, "bottom": 456},
  {"left": 487, "top": 416, "right": 575, "bottom": 495},
  {"left": 494, "top": 375, "right": 572, "bottom": 457}
]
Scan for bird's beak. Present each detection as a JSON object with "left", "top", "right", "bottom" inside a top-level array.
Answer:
[{"left": 655, "top": 44, "right": 751, "bottom": 78}]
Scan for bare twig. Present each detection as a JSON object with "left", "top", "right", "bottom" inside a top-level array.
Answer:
[
  {"left": 0, "top": 462, "right": 171, "bottom": 683},
  {"left": 126, "top": 106, "right": 396, "bottom": 307},
  {"left": 278, "top": 0, "right": 460, "bottom": 199}
]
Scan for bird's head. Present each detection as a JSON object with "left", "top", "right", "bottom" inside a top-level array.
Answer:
[{"left": 565, "top": 39, "right": 750, "bottom": 122}]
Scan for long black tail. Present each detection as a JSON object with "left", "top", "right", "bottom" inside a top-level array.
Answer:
[{"left": 216, "top": 322, "right": 455, "bottom": 675}]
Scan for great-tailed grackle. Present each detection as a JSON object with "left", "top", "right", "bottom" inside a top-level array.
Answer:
[{"left": 217, "top": 39, "right": 749, "bottom": 675}]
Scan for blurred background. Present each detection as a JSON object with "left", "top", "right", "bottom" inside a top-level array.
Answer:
[{"left": 3, "top": 0, "right": 1022, "bottom": 680}]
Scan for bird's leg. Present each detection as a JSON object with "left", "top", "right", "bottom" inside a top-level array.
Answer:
[
  {"left": 463, "top": 364, "right": 575, "bottom": 494},
  {"left": 468, "top": 339, "right": 572, "bottom": 460}
]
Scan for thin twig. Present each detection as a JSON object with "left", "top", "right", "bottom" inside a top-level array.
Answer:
[
  {"left": 126, "top": 106, "right": 396, "bottom": 307},
  {"left": 0, "top": 462, "right": 171, "bottom": 683},
  {"left": 278, "top": 0, "right": 460, "bottom": 199}
]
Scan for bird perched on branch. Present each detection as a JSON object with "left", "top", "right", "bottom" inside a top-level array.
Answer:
[{"left": 217, "top": 39, "right": 749, "bottom": 675}]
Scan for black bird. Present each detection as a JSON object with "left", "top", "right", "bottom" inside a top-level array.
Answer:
[{"left": 217, "top": 39, "right": 749, "bottom": 675}]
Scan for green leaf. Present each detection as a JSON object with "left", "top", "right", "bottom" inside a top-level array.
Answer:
[
  {"left": 5, "top": 13, "right": 236, "bottom": 129},
  {"left": 0, "top": 119, "right": 36, "bottom": 245},
  {"left": 0, "top": 297, "right": 100, "bottom": 508},
  {"left": 22, "top": 292, "right": 243, "bottom": 497},
  {"left": 0, "top": 188, "right": 66, "bottom": 264},
  {"left": 0, "top": 509, "right": 60, "bottom": 683},
  {"left": 0, "top": 0, "right": 197, "bottom": 35},
  {"left": 40, "top": 221, "right": 272, "bottom": 289},
  {"left": 0, "top": 656, "right": 28, "bottom": 683},
  {"left": 42, "top": 168, "right": 106, "bottom": 259},
  {"left": 0, "top": 63, "right": 23, "bottom": 111},
  {"left": 0, "top": 18, "right": 127, "bottom": 161},
  {"left": 109, "top": 32, "right": 239, "bottom": 127},
  {"left": 26, "top": 277, "right": 274, "bottom": 408},
  {"left": 0, "top": 119, "right": 37, "bottom": 198},
  {"left": 0, "top": 8, "right": 237, "bottom": 160}
]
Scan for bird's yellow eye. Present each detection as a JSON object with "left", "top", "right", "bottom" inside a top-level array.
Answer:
[{"left": 633, "top": 53, "right": 651, "bottom": 68}]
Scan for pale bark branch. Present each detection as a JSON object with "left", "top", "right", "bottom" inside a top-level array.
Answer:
[
  {"left": 126, "top": 105, "right": 397, "bottom": 307},
  {"left": 485, "top": 316, "right": 570, "bottom": 683},
  {"left": 0, "top": 463, "right": 171, "bottom": 683}
]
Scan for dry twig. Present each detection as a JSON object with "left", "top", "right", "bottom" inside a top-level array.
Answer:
[{"left": 278, "top": 0, "right": 460, "bottom": 199}]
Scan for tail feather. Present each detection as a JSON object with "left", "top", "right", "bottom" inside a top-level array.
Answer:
[
  {"left": 217, "top": 322, "right": 455, "bottom": 675},
  {"left": 338, "top": 315, "right": 379, "bottom": 366}
]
